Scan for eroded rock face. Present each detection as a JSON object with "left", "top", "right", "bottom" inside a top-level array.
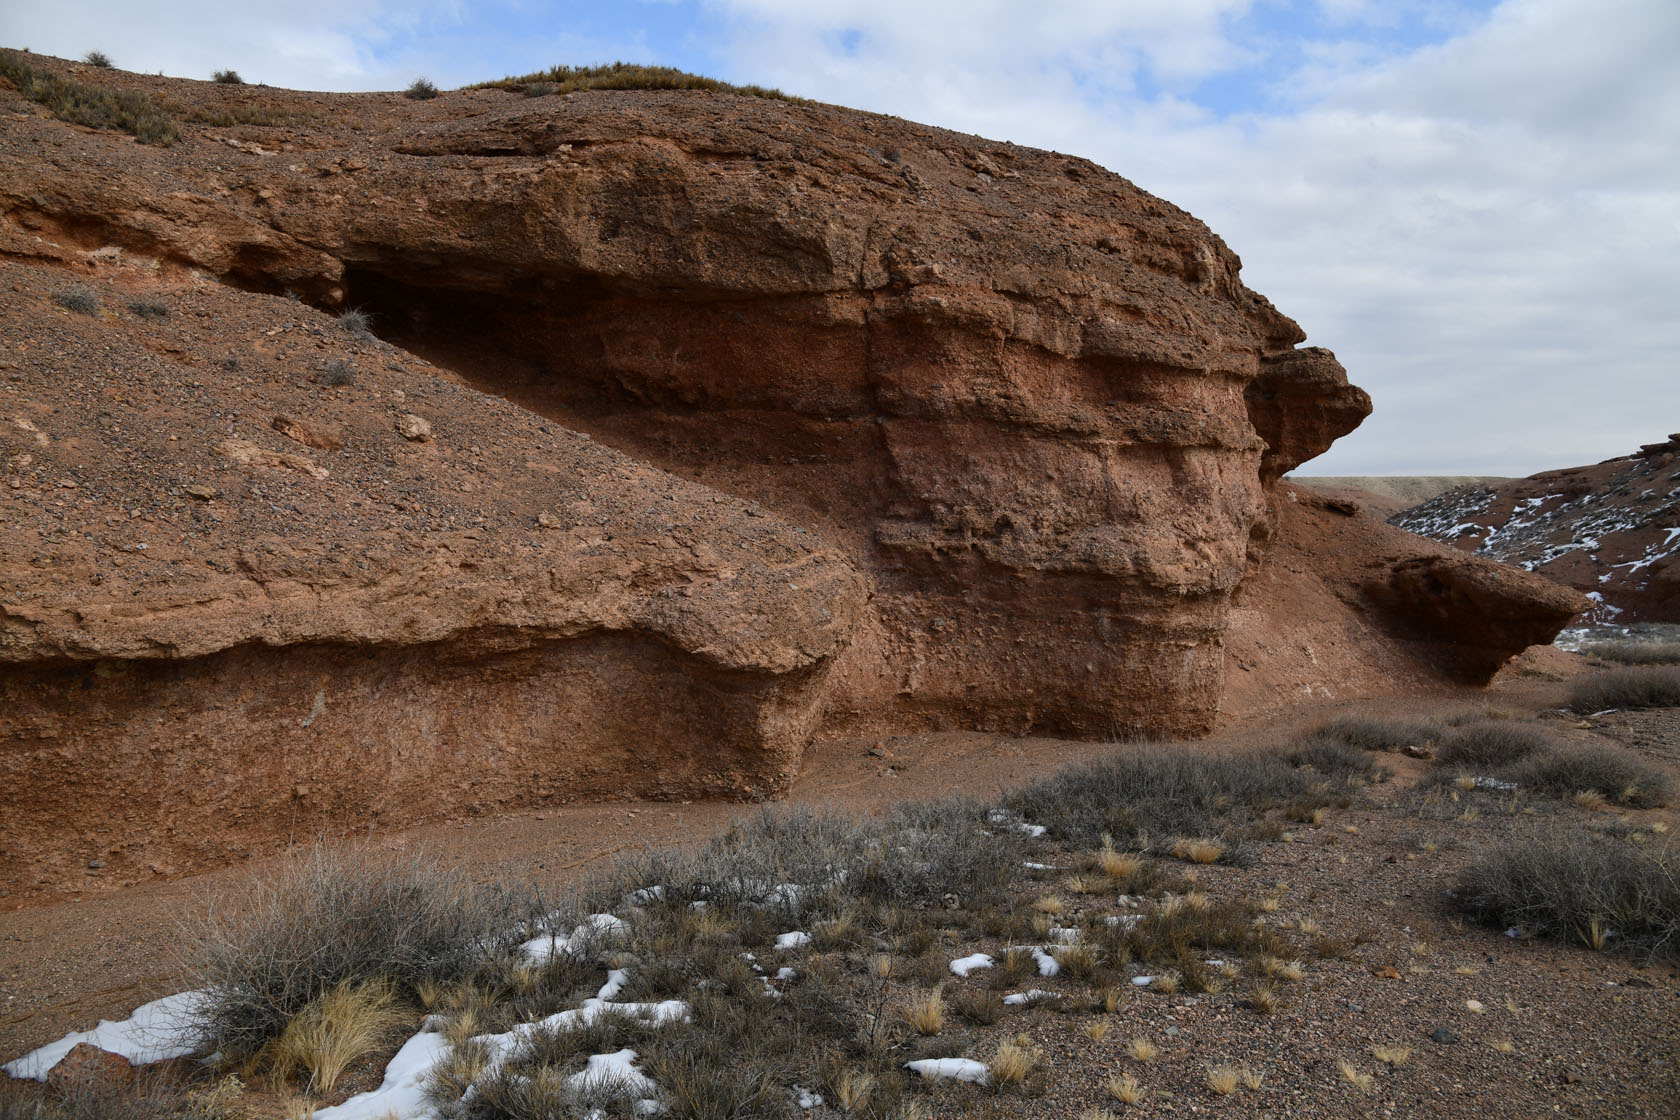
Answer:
[
  {"left": 0, "top": 61, "right": 1584, "bottom": 896},
  {"left": 1222, "top": 486, "right": 1589, "bottom": 717},
  {"left": 3, "top": 84, "right": 1374, "bottom": 737}
]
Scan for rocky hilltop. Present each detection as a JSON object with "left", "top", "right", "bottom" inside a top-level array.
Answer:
[
  {"left": 0, "top": 54, "right": 1583, "bottom": 900},
  {"left": 1394, "top": 436, "right": 1680, "bottom": 624}
]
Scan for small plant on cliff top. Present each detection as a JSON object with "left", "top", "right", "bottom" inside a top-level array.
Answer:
[
  {"left": 472, "top": 61, "right": 798, "bottom": 103},
  {"left": 211, "top": 69, "right": 243, "bottom": 85},
  {"left": 405, "top": 77, "right": 439, "bottom": 100},
  {"left": 0, "top": 49, "right": 179, "bottom": 145},
  {"left": 83, "top": 50, "right": 114, "bottom": 68}
]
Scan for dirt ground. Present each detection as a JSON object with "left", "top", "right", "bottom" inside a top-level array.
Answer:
[{"left": 1, "top": 673, "right": 1653, "bottom": 1036}]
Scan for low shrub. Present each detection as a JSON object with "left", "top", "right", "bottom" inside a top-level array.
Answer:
[
  {"left": 184, "top": 102, "right": 311, "bottom": 127},
  {"left": 321, "top": 359, "right": 355, "bottom": 386},
  {"left": 1586, "top": 639, "right": 1680, "bottom": 665},
  {"left": 1309, "top": 715, "right": 1441, "bottom": 753},
  {"left": 1004, "top": 744, "right": 1360, "bottom": 850},
  {"left": 189, "top": 845, "right": 536, "bottom": 1062},
  {"left": 1276, "top": 737, "right": 1382, "bottom": 781},
  {"left": 1509, "top": 744, "right": 1672, "bottom": 808},
  {"left": 614, "top": 800, "right": 1023, "bottom": 924},
  {"left": 83, "top": 51, "right": 113, "bottom": 69},
  {"left": 1436, "top": 721, "right": 1554, "bottom": 769},
  {"left": 338, "top": 308, "right": 373, "bottom": 339},
  {"left": 406, "top": 77, "right": 439, "bottom": 100},
  {"left": 51, "top": 285, "right": 101, "bottom": 316},
  {"left": 0, "top": 1075, "right": 242, "bottom": 1120},
  {"left": 1568, "top": 667, "right": 1680, "bottom": 712},
  {"left": 1455, "top": 831, "right": 1680, "bottom": 955},
  {"left": 211, "top": 70, "right": 243, "bottom": 85},
  {"left": 126, "top": 297, "right": 169, "bottom": 320}
]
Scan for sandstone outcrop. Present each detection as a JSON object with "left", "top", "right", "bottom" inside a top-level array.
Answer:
[
  {"left": 0, "top": 56, "right": 1584, "bottom": 899},
  {"left": 1393, "top": 437, "right": 1680, "bottom": 624},
  {"left": 1220, "top": 485, "right": 1588, "bottom": 716}
]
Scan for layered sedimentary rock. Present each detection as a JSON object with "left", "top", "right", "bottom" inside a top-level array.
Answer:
[
  {"left": 0, "top": 57, "right": 1586, "bottom": 896},
  {"left": 1, "top": 74, "right": 1370, "bottom": 737}
]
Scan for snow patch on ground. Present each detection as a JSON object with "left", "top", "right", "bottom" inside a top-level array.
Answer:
[
  {"left": 905, "top": 1057, "right": 989, "bottom": 1084},
  {"left": 313, "top": 1030, "right": 449, "bottom": 1120},
  {"left": 2, "top": 991, "right": 211, "bottom": 1081}
]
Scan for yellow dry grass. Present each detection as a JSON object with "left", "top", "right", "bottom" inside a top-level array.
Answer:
[
  {"left": 264, "top": 976, "right": 409, "bottom": 1093},
  {"left": 903, "top": 989, "right": 944, "bottom": 1036}
]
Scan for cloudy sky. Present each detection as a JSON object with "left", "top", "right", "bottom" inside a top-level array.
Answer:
[{"left": 4, "top": 1, "right": 1676, "bottom": 475}]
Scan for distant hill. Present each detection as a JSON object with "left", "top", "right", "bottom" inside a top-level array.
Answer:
[
  {"left": 1289, "top": 476, "right": 1511, "bottom": 519},
  {"left": 1389, "top": 437, "right": 1680, "bottom": 624}
]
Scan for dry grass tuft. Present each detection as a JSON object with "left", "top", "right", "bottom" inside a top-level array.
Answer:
[
  {"left": 988, "top": 1038, "right": 1039, "bottom": 1091},
  {"left": 1127, "top": 1036, "right": 1159, "bottom": 1062},
  {"left": 1371, "top": 1044, "right": 1412, "bottom": 1065},
  {"left": 1083, "top": 1019, "right": 1111, "bottom": 1043},
  {"left": 264, "top": 977, "right": 409, "bottom": 1092},
  {"left": 1205, "top": 1065, "right": 1241, "bottom": 1096},
  {"left": 903, "top": 989, "right": 944, "bottom": 1036},
  {"left": 1171, "top": 838, "right": 1225, "bottom": 864},
  {"left": 1338, "top": 1058, "right": 1375, "bottom": 1092},
  {"left": 1108, "top": 1072, "right": 1145, "bottom": 1104},
  {"left": 832, "top": 1068, "right": 875, "bottom": 1114},
  {"left": 1096, "top": 841, "right": 1145, "bottom": 884},
  {"left": 953, "top": 988, "right": 1004, "bottom": 1026},
  {"left": 1249, "top": 980, "right": 1282, "bottom": 1015}
]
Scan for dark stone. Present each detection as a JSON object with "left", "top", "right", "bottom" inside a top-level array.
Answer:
[{"left": 1430, "top": 1027, "right": 1457, "bottom": 1045}]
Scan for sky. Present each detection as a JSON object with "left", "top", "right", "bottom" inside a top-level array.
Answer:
[{"left": 3, "top": 0, "right": 1676, "bottom": 476}]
